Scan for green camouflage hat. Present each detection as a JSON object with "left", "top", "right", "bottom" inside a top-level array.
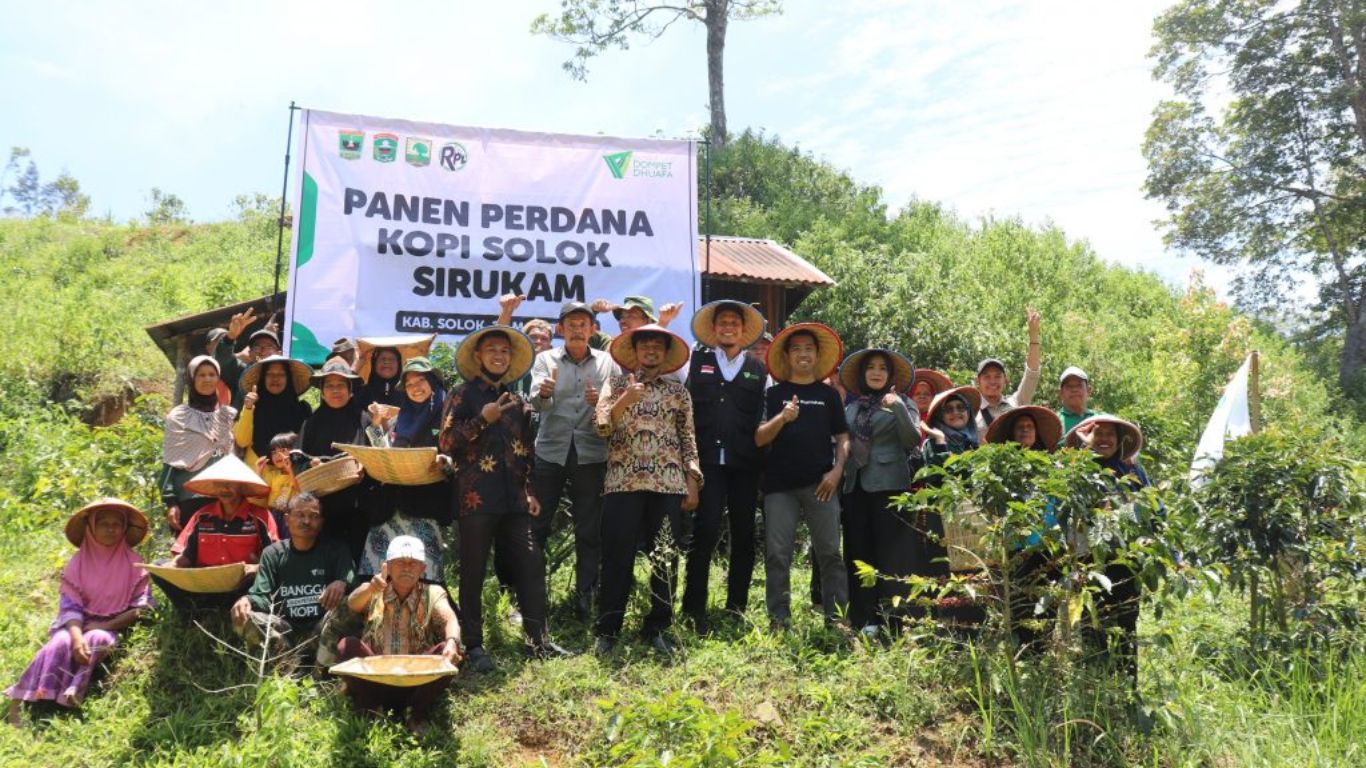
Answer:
[{"left": 612, "top": 295, "right": 658, "bottom": 322}]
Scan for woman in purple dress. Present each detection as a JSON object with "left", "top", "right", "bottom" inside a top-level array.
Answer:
[{"left": 6, "top": 499, "right": 152, "bottom": 724}]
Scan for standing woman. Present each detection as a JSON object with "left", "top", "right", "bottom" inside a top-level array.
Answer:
[
  {"left": 838, "top": 349, "right": 921, "bottom": 634},
  {"left": 914, "top": 386, "right": 983, "bottom": 621},
  {"left": 233, "top": 355, "right": 312, "bottom": 467},
  {"left": 908, "top": 368, "right": 953, "bottom": 424},
  {"left": 983, "top": 405, "right": 1064, "bottom": 651},
  {"left": 160, "top": 355, "right": 236, "bottom": 533},
  {"left": 353, "top": 335, "right": 435, "bottom": 412},
  {"left": 298, "top": 358, "right": 367, "bottom": 561},
  {"left": 6, "top": 500, "right": 151, "bottom": 723},
  {"left": 1065, "top": 415, "right": 1150, "bottom": 683},
  {"left": 356, "top": 357, "right": 452, "bottom": 588}
]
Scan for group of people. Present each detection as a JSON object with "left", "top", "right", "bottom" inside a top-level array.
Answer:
[{"left": 7, "top": 292, "right": 1152, "bottom": 732}]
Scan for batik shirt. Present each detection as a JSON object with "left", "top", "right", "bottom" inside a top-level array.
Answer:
[
  {"left": 594, "top": 373, "right": 701, "bottom": 495},
  {"left": 438, "top": 378, "right": 534, "bottom": 517}
]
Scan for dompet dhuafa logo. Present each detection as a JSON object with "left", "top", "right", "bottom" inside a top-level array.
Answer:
[
  {"left": 603, "top": 151, "right": 632, "bottom": 179},
  {"left": 603, "top": 150, "right": 673, "bottom": 180}
]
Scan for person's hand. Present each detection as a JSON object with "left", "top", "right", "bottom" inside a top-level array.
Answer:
[
  {"left": 815, "top": 467, "right": 840, "bottom": 502},
  {"left": 433, "top": 454, "right": 453, "bottom": 472},
  {"left": 481, "top": 392, "right": 520, "bottom": 424},
  {"left": 367, "top": 401, "right": 392, "bottom": 427},
  {"left": 924, "top": 426, "right": 946, "bottom": 445},
  {"left": 243, "top": 563, "right": 259, "bottom": 579},
  {"left": 616, "top": 374, "right": 645, "bottom": 408},
  {"left": 310, "top": 457, "right": 322, "bottom": 468},
  {"left": 69, "top": 627, "right": 91, "bottom": 666},
  {"left": 243, "top": 386, "right": 258, "bottom": 411},
  {"left": 369, "top": 562, "right": 389, "bottom": 594},
  {"left": 537, "top": 369, "right": 557, "bottom": 399},
  {"left": 658, "top": 301, "right": 684, "bottom": 327},
  {"left": 166, "top": 505, "right": 182, "bottom": 531},
  {"left": 230, "top": 596, "right": 252, "bottom": 625},
  {"left": 1026, "top": 307, "right": 1041, "bottom": 338},
  {"left": 227, "top": 308, "right": 258, "bottom": 341},
  {"left": 781, "top": 395, "right": 800, "bottom": 424},
  {"left": 319, "top": 580, "right": 347, "bottom": 611},
  {"left": 881, "top": 392, "right": 900, "bottom": 409},
  {"left": 682, "top": 476, "right": 699, "bottom": 512},
  {"left": 590, "top": 298, "right": 614, "bottom": 315},
  {"left": 498, "top": 293, "right": 526, "bottom": 314},
  {"left": 440, "top": 638, "right": 462, "bottom": 666},
  {"left": 527, "top": 494, "right": 542, "bottom": 517},
  {"left": 585, "top": 380, "right": 600, "bottom": 407},
  {"left": 1074, "top": 421, "right": 1096, "bottom": 447}
]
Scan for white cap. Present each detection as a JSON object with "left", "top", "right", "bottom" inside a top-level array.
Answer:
[
  {"left": 1059, "top": 366, "right": 1090, "bottom": 385},
  {"left": 385, "top": 535, "right": 426, "bottom": 564}
]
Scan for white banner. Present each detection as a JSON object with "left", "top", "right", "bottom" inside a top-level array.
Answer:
[
  {"left": 284, "top": 109, "right": 699, "bottom": 363},
  {"left": 1189, "top": 353, "right": 1254, "bottom": 488}
]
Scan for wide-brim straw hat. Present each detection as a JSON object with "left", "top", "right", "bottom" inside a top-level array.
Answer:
[
  {"left": 767, "top": 322, "right": 844, "bottom": 382},
  {"left": 456, "top": 325, "right": 535, "bottom": 385},
  {"left": 183, "top": 454, "right": 270, "bottom": 498},
  {"left": 609, "top": 324, "right": 690, "bottom": 374},
  {"left": 311, "top": 356, "right": 361, "bottom": 386},
  {"left": 911, "top": 369, "right": 953, "bottom": 397},
  {"left": 984, "top": 405, "right": 1063, "bottom": 450},
  {"left": 329, "top": 655, "right": 459, "bottom": 687},
  {"left": 355, "top": 334, "right": 436, "bottom": 383},
  {"left": 1064, "top": 415, "right": 1144, "bottom": 462},
  {"left": 239, "top": 355, "right": 312, "bottom": 395},
  {"left": 65, "top": 498, "right": 149, "bottom": 548},
  {"left": 295, "top": 456, "right": 364, "bottom": 496},
  {"left": 839, "top": 348, "right": 915, "bottom": 396},
  {"left": 690, "top": 300, "right": 765, "bottom": 350},
  {"left": 336, "top": 444, "right": 444, "bottom": 486},
  {"left": 141, "top": 562, "right": 248, "bottom": 594},
  {"left": 925, "top": 385, "right": 983, "bottom": 426}
]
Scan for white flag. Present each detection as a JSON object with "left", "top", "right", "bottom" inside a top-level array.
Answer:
[{"left": 1189, "top": 353, "right": 1254, "bottom": 488}]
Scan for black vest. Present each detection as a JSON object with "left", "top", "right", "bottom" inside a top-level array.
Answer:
[{"left": 687, "top": 349, "right": 767, "bottom": 469}]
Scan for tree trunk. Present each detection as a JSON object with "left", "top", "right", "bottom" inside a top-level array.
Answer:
[
  {"left": 705, "top": 0, "right": 729, "bottom": 147},
  {"left": 1342, "top": 304, "right": 1366, "bottom": 393}
]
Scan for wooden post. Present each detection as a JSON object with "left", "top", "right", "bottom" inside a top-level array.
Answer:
[
  {"left": 172, "top": 335, "right": 190, "bottom": 405},
  {"left": 1248, "top": 350, "right": 1261, "bottom": 434}
]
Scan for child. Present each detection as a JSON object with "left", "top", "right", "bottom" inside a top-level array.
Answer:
[{"left": 254, "top": 432, "right": 301, "bottom": 539}]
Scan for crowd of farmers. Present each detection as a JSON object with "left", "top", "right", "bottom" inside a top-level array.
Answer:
[{"left": 6, "top": 293, "right": 1151, "bottom": 733}]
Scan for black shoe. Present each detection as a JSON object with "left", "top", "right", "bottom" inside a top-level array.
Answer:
[
  {"left": 529, "top": 640, "right": 575, "bottom": 659},
  {"left": 593, "top": 636, "right": 617, "bottom": 656},
  {"left": 465, "top": 646, "right": 496, "bottom": 673},
  {"left": 647, "top": 633, "right": 677, "bottom": 657},
  {"left": 685, "top": 612, "right": 711, "bottom": 637}
]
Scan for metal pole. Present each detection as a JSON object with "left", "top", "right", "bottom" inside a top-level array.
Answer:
[
  {"left": 703, "top": 137, "right": 712, "bottom": 304},
  {"left": 271, "top": 101, "right": 300, "bottom": 315}
]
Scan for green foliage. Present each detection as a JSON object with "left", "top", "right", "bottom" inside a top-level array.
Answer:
[
  {"left": 2, "top": 147, "right": 91, "bottom": 218},
  {"left": 1192, "top": 429, "right": 1366, "bottom": 644},
  {"left": 585, "top": 691, "right": 788, "bottom": 767}
]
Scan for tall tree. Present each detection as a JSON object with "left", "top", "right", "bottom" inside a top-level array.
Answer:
[
  {"left": 1144, "top": 0, "right": 1366, "bottom": 396},
  {"left": 532, "top": 0, "right": 781, "bottom": 147}
]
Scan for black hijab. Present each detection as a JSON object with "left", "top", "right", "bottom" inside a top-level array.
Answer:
[
  {"left": 356, "top": 347, "right": 403, "bottom": 410},
  {"left": 250, "top": 361, "right": 312, "bottom": 457},
  {"left": 301, "top": 380, "right": 363, "bottom": 457}
]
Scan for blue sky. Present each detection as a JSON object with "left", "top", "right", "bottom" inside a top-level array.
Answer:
[{"left": 1, "top": 0, "right": 1221, "bottom": 291}]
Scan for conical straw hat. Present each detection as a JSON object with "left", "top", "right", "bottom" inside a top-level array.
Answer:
[
  {"left": 183, "top": 454, "right": 270, "bottom": 498},
  {"left": 609, "top": 324, "right": 690, "bottom": 374},
  {"left": 65, "top": 498, "right": 149, "bottom": 548},
  {"left": 984, "top": 405, "right": 1063, "bottom": 451}
]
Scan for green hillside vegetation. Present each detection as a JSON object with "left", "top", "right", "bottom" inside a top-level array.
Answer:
[{"left": 0, "top": 133, "right": 1362, "bottom": 766}]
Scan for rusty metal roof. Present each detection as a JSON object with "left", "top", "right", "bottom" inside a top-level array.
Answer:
[{"left": 698, "top": 236, "right": 834, "bottom": 287}]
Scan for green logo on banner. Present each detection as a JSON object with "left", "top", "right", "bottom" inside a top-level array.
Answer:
[
  {"left": 603, "top": 151, "right": 632, "bottom": 179},
  {"left": 405, "top": 137, "right": 432, "bottom": 167},
  {"left": 373, "top": 133, "right": 398, "bottom": 163},
  {"left": 339, "top": 130, "right": 364, "bottom": 160}
]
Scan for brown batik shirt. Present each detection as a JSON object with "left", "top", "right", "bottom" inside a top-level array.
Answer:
[
  {"left": 438, "top": 378, "right": 534, "bottom": 517},
  {"left": 594, "top": 373, "right": 702, "bottom": 496}
]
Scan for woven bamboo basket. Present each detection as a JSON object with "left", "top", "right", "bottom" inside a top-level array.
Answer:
[
  {"left": 296, "top": 456, "right": 363, "bottom": 496},
  {"left": 335, "top": 444, "right": 444, "bottom": 486},
  {"left": 142, "top": 562, "right": 248, "bottom": 593},
  {"left": 329, "top": 655, "right": 459, "bottom": 687},
  {"left": 943, "top": 501, "right": 993, "bottom": 573}
]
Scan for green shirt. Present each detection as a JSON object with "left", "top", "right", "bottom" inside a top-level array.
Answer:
[
  {"left": 246, "top": 538, "right": 355, "bottom": 631},
  {"left": 1058, "top": 407, "right": 1098, "bottom": 436}
]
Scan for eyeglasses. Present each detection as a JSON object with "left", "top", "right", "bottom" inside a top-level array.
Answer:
[{"left": 941, "top": 403, "right": 969, "bottom": 414}]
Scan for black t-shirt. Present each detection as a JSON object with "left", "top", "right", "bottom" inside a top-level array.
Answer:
[
  {"left": 762, "top": 380, "right": 849, "bottom": 493},
  {"left": 246, "top": 538, "right": 355, "bottom": 632}
]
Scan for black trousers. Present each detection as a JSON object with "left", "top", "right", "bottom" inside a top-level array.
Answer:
[
  {"left": 683, "top": 464, "right": 760, "bottom": 618},
  {"left": 1082, "top": 561, "right": 1140, "bottom": 683},
  {"left": 528, "top": 446, "right": 606, "bottom": 598},
  {"left": 320, "top": 484, "right": 367, "bottom": 565},
  {"left": 595, "top": 491, "right": 683, "bottom": 639},
  {"left": 1007, "top": 549, "right": 1052, "bottom": 652},
  {"left": 458, "top": 512, "right": 547, "bottom": 649},
  {"left": 841, "top": 487, "right": 916, "bottom": 628}
]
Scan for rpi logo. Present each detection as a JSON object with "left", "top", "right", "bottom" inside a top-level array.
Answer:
[{"left": 440, "top": 142, "right": 468, "bottom": 171}]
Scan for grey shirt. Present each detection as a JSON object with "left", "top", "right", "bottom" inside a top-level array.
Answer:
[{"left": 530, "top": 346, "right": 619, "bottom": 465}]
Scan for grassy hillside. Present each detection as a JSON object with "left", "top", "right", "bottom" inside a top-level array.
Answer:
[{"left": 0, "top": 137, "right": 1363, "bottom": 765}]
